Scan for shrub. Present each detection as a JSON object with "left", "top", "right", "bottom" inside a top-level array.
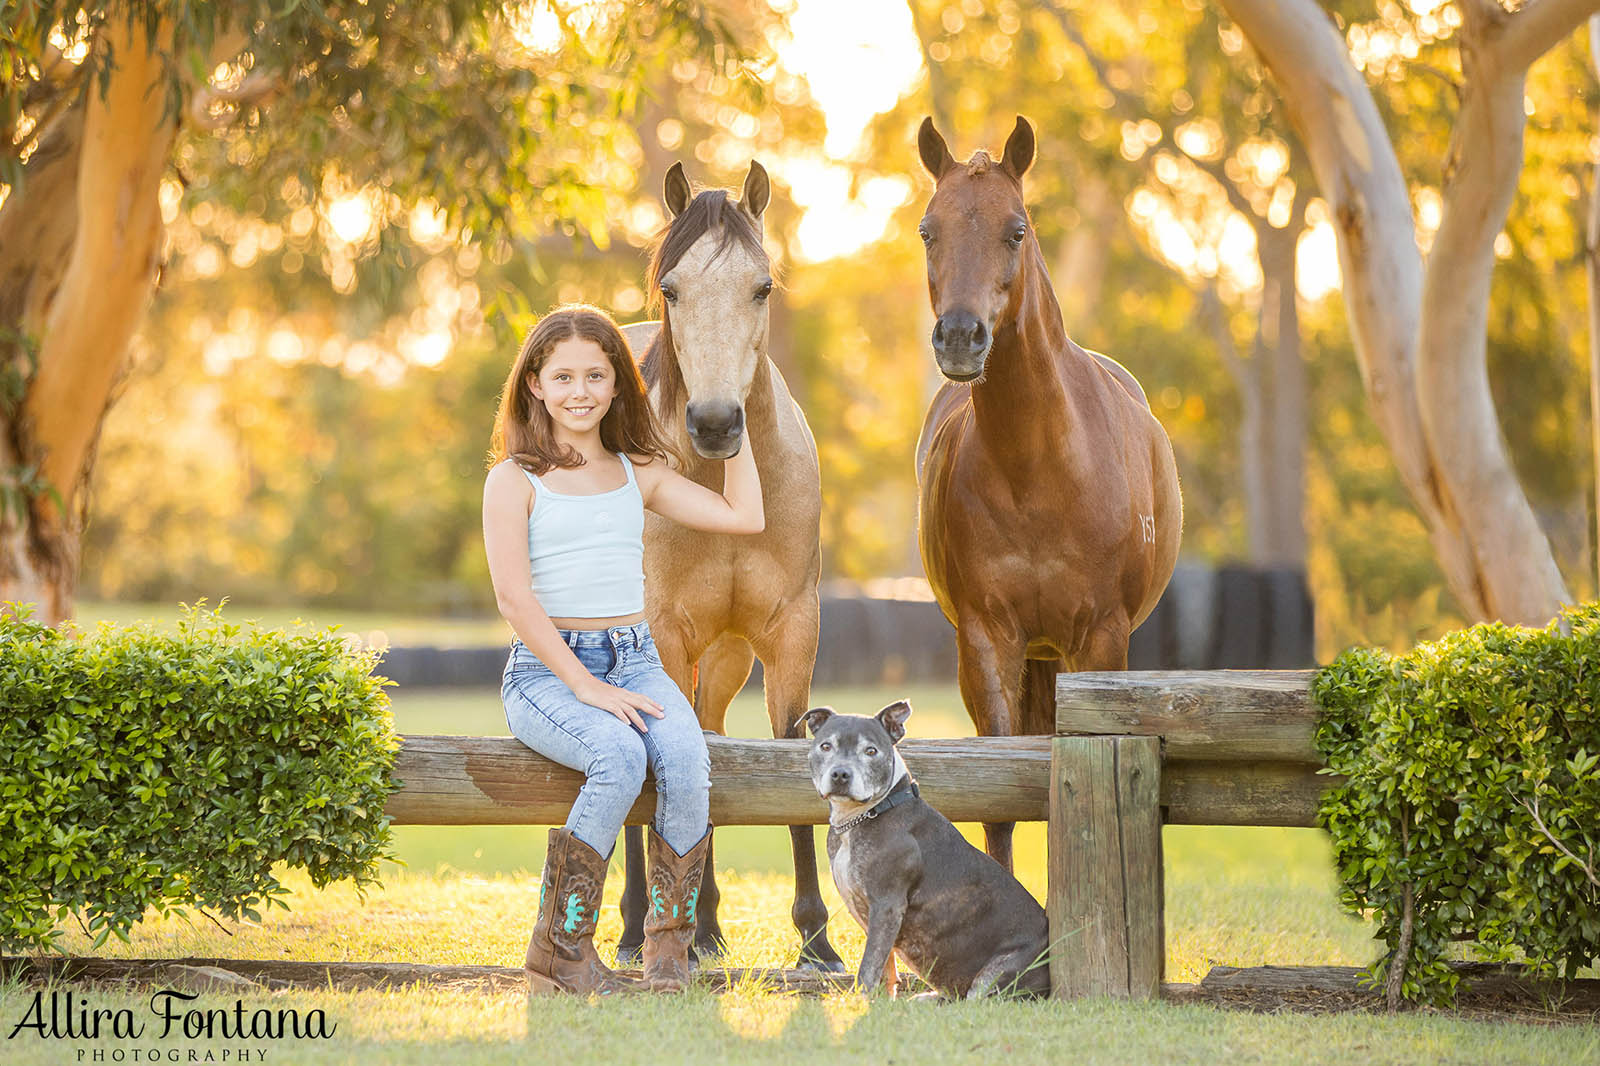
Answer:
[
  {"left": 0, "top": 602, "right": 399, "bottom": 953},
  {"left": 1314, "top": 602, "right": 1600, "bottom": 1004}
]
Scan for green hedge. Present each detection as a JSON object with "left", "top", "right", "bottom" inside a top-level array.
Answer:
[
  {"left": 1314, "top": 603, "right": 1600, "bottom": 1004},
  {"left": 0, "top": 603, "right": 399, "bottom": 953}
]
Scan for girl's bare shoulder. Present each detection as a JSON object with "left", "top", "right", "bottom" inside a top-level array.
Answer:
[
  {"left": 484, "top": 459, "right": 536, "bottom": 501},
  {"left": 625, "top": 452, "right": 670, "bottom": 496}
]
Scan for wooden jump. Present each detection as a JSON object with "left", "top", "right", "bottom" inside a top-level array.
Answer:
[{"left": 384, "top": 669, "right": 1329, "bottom": 1001}]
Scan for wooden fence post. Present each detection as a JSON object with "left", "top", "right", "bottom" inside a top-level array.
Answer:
[{"left": 1047, "top": 735, "right": 1163, "bottom": 999}]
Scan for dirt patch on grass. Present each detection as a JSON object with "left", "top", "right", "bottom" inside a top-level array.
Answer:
[{"left": 1164, "top": 964, "right": 1600, "bottom": 1026}]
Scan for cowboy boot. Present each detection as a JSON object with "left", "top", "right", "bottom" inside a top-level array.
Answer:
[
  {"left": 525, "top": 828, "right": 638, "bottom": 995},
  {"left": 642, "top": 825, "right": 712, "bottom": 992}
]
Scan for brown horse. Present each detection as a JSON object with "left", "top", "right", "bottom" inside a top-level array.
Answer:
[
  {"left": 614, "top": 162, "right": 843, "bottom": 971},
  {"left": 914, "top": 116, "right": 1182, "bottom": 871}
]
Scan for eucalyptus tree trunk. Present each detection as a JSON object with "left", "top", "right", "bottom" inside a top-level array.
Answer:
[
  {"left": 1258, "top": 221, "right": 1307, "bottom": 568},
  {"left": 1587, "top": 15, "right": 1600, "bottom": 590},
  {"left": 1217, "top": 0, "right": 1594, "bottom": 625},
  {"left": 0, "top": 16, "right": 177, "bottom": 625}
]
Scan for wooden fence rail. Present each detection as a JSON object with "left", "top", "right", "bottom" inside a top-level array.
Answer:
[
  {"left": 387, "top": 735, "right": 1051, "bottom": 826},
  {"left": 387, "top": 672, "right": 1331, "bottom": 829}
]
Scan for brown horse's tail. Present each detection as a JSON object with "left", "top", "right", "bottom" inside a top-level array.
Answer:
[{"left": 1020, "top": 658, "right": 1060, "bottom": 736}]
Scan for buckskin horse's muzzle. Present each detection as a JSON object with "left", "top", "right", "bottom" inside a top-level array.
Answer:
[
  {"left": 685, "top": 401, "right": 745, "bottom": 459},
  {"left": 931, "top": 311, "right": 991, "bottom": 381}
]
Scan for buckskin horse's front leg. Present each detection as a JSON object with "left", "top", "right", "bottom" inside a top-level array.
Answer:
[
  {"left": 756, "top": 601, "right": 845, "bottom": 972},
  {"left": 684, "top": 633, "right": 756, "bottom": 959},
  {"left": 617, "top": 623, "right": 699, "bottom": 966},
  {"left": 955, "top": 613, "right": 1027, "bottom": 872}
]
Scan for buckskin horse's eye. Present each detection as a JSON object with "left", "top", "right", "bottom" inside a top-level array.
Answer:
[
  {"left": 755, "top": 281, "right": 773, "bottom": 301},
  {"left": 660, "top": 282, "right": 678, "bottom": 304}
]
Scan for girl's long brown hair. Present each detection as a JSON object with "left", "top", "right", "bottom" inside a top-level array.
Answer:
[{"left": 489, "top": 305, "right": 673, "bottom": 474}]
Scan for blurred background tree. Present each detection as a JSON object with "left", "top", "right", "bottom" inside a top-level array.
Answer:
[
  {"left": 1, "top": 0, "right": 760, "bottom": 623},
  {"left": 13, "top": 0, "right": 1594, "bottom": 661}
]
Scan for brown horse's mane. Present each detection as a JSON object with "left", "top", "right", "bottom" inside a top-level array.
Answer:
[{"left": 640, "top": 189, "right": 768, "bottom": 420}]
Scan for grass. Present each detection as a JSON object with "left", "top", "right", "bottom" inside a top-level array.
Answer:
[{"left": 11, "top": 612, "right": 1599, "bottom": 1062}]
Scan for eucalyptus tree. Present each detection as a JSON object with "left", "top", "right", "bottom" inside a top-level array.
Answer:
[
  {"left": 1217, "top": 0, "right": 1600, "bottom": 625},
  {"left": 1, "top": 0, "right": 754, "bottom": 623}
]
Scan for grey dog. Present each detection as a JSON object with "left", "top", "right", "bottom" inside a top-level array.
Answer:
[{"left": 804, "top": 701, "right": 1052, "bottom": 998}]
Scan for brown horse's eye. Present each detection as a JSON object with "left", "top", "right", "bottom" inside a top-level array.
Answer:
[
  {"left": 918, "top": 223, "right": 932, "bottom": 244},
  {"left": 1008, "top": 225, "right": 1027, "bottom": 247}
]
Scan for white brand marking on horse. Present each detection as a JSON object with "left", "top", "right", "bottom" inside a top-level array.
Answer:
[{"left": 1140, "top": 515, "right": 1156, "bottom": 544}]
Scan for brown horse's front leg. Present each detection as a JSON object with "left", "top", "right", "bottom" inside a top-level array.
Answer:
[
  {"left": 955, "top": 615, "right": 1027, "bottom": 872},
  {"left": 755, "top": 602, "right": 845, "bottom": 972},
  {"left": 618, "top": 623, "right": 700, "bottom": 966}
]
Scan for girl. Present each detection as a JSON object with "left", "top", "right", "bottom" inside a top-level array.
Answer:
[{"left": 483, "top": 305, "right": 763, "bottom": 996}]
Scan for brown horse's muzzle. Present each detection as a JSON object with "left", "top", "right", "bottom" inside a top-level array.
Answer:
[
  {"left": 931, "top": 311, "right": 991, "bottom": 381},
  {"left": 685, "top": 401, "right": 745, "bottom": 459}
]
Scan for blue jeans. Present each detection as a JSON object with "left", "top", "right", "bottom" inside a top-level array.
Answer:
[{"left": 501, "top": 620, "right": 711, "bottom": 858}]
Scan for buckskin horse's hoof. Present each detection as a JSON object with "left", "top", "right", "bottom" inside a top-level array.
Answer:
[{"left": 796, "top": 947, "right": 848, "bottom": 974}]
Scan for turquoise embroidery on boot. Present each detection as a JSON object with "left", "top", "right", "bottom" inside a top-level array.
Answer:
[
  {"left": 650, "top": 884, "right": 665, "bottom": 917},
  {"left": 563, "top": 892, "right": 586, "bottom": 934},
  {"left": 686, "top": 887, "right": 699, "bottom": 925}
]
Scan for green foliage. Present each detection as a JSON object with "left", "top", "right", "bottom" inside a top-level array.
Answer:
[
  {"left": 1314, "top": 604, "right": 1600, "bottom": 1004},
  {"left": 0, "top": 601, "right": 400, "bottom": 953}
]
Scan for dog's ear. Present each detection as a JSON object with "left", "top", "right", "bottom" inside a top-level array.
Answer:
[
  {"left": 802, "top": 707, "right": 835, "bottom": 737},
  {"left": 876, "top": 700, "right": 913, "bottom": 744}
]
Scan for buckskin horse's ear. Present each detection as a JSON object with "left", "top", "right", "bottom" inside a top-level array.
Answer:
[
  {"left": 802, "top": 707, "right": 835, "bottom": 737},
  {"left": 664, "top": 162, "right": 691, "bottom": 218},
  {"left": 918, "top": 117, "right": 956, "bottom": 180},
  {"left": 741, "top": 160, "right": 770, "bottom": 221},
  {"left": 1000, "top": 115, "right": 1035, "bottom": 180},
  {"left": 876, "top": 700, "right": 913, "bottom": 744}
]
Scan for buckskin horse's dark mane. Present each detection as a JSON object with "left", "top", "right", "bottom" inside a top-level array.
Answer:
[{"left": 639, "top": 189, "right": 768, "bottom": 420}]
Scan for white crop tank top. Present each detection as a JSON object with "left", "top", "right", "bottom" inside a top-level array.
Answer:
[{"left": 516, "top": 455, "right": 645, "bottom": 617}]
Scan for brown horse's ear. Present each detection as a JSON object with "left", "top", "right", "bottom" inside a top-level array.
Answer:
[
  {"left": 740, "top": 160, "right": 770, "bottom": 221},
  {"left": 664, "top": 162, "right": 692, "bottom": 218},
  {"left": 1000, "top": 115, "right": 1035, "bottom": 180},
  {"left": 918, "top": 117, "right": 956, "bottom": 180},
  {"left": 876, "top": 700, "right": 913, "bottom": 744}
]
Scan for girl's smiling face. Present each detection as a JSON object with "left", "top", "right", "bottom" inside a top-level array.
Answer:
[{"left": 530, "top": 336, "right": 618, "bottom": 439}]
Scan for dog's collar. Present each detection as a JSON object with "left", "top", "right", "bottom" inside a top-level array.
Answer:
[{"left": 830, "top": 775, "right": 920, "bottom": 834}]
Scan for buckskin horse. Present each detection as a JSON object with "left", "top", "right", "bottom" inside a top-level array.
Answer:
[
  {"left": 614, "top": 162, "right": 843, "bottom": 971},
  {"left": 914, "top": 116, "right": 1183, "bottom": 872}
]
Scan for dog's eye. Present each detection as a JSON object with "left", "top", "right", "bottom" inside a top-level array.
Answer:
[
  {"left": 865, "top": 746, "right": 878, "bottom": 757},
  {"left": 819, "top": 741, "right": 832, "bottom": 752}
]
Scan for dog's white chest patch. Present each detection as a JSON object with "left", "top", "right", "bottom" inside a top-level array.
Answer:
[{"left": 830, "top": 836, "right": 869, "bottom": 926}]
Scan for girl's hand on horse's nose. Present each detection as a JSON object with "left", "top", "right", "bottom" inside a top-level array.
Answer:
[{"left": 574, "top": 677, "right": 666, "bottom": 730}]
